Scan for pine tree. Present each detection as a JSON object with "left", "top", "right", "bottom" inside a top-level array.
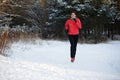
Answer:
[{"left": 48, "top": 0, "right": 118, "bottom": 42}]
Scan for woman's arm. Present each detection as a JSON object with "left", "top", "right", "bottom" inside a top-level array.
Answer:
[{"left": 76, "top": 18, "right": 82, "bottom": 29}]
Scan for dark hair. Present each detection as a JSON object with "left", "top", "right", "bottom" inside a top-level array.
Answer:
[{"left": 70, "top": 11, "right": 76, "bottom": 14}]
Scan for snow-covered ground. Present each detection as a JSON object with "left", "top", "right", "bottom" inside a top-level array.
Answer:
[{"left": 0, "top": 40, "right": 120, "bottom": 80}]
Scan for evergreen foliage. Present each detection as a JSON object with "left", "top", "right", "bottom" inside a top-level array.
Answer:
[
  {"left": 0, "top": 0, "right": 120, "bottom": 43},
  {"left": 47, "top": 0, "right": 120, "bottom": 42}
]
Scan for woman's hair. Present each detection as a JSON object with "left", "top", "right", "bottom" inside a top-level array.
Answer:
[{"left": 70, "top": 11, "right": 76, "bottom": 14}]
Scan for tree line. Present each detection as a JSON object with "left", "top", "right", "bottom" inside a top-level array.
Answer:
[{"left": 0, "top": 0, "right": 120, "bottom": 43}]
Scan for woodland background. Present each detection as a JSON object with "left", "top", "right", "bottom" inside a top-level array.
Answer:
[{"left": 0, "top": 0, "right": 120, "bottom": 44}]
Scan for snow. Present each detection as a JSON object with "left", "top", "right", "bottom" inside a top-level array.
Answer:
[{"left": 0, "top": 40, "right": 120, "bottom": 80}]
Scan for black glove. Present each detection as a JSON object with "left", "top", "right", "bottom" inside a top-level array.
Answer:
[
  {"left": 73, "top": 18, "right": 77, "bottom": 23},
  {"left": 65, "top": 30, "right": 68, "bottom": 33}
]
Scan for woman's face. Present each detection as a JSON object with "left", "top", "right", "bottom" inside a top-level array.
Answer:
[{"left": 71, "top": 12, "right": 76, "bottom": 18}]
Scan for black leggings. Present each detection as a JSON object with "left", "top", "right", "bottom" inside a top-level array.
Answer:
[{"left": 68, "top": 35, "right": 79, "bottom": 58}]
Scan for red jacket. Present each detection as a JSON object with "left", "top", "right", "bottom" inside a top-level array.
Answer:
[{"left": 65, "top": 18, "right": 82, "bottom": 35}]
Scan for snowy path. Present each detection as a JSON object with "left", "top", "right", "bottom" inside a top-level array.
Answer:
[
  {"left": 0, "top": 56, "right": 120, "bottom": 80},
  {"left": 0, "top": 40, "right": 120, "bottom": 80}
]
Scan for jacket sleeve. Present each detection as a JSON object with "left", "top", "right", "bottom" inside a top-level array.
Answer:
[
  {"left": 65, "top": 20, "right": 69, "bottom": 30},
  {"left": 76, "top": 18, "right": 82, "bottom": 29}
]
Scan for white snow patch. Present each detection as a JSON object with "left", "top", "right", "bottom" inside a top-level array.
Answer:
[{"left": 0, "top": 40, "right": 120, "bottom": 80}]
